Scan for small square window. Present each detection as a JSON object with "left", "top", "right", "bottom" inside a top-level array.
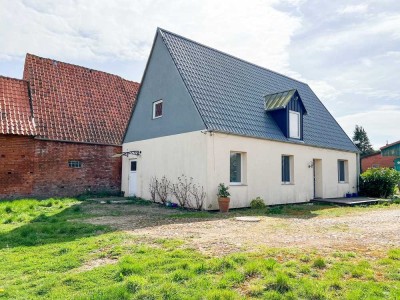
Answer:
[
  {"left": 153, "top": 100, "right": 163, "bottom": 119},
  {"left": 68, "top": 160, "right": 82, "bottom": 168}
]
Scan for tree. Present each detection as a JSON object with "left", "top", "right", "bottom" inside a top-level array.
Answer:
[{"left": 352, "top": 125, "right": 374, "bottom": 156}]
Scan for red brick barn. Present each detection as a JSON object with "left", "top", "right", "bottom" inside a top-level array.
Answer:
[
  {"left": 0, "top": 54, "right": 139, "bottom": 198},
  {"left": 361, "top": 151, "right": 397, "bottom": 172}
]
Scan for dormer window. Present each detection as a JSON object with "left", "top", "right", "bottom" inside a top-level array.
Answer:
[
  {"left": 289, "top": 110, "right": 300, "bottom": 139},
  {"left": 264, "top": 89, "right": 307, "bottom": 140}
]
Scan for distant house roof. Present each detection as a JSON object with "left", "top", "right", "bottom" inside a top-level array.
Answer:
[
  {"left": 0, "top": 76, "right": 36, "bottom": 136},
  {"left": 380, "top": 140, "right": 400, "bottom": 157},
  {"left": 22, "top": 54, "right": 139, "bottom": 145},
  {"left": 158, "top": 28, "right": 358, "bottom": 152}
]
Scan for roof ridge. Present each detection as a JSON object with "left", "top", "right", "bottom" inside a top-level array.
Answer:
[
  {"left": 25, "top": 53, "right": 139, "bottom": 84},
  {"left": 381, "top": 140, "right": 400, "bottom": 150},
  {"left": 0, "top": 75, "right": 27, "bottom": 83},
  {"left": 264, "top": 89, "right": 296, "bottom": 97},
  {"left": 158, "top": 28, "right": 307, "bottom": 86}
]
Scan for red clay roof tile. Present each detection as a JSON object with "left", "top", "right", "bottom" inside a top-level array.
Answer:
[
  {"left": 0, "top": 76, "right": 36, "bottom": 136},
  {"left": 23, "top": 54, "right": 139, "bottom": 145}
]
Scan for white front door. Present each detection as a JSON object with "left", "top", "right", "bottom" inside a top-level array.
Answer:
[{"left": 129, "top": 160, "right": 137, "bottom": 197}]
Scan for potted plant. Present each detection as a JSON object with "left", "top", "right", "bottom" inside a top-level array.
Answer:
[{"left": 217, "top": 183, "right": 230, "bottom": 212}]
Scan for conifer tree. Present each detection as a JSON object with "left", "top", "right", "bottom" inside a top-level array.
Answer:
[{"left": 352, "top": 125, "right": 374, "bottom": 156}]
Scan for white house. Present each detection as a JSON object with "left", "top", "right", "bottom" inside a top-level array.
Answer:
[{"left": 122, "top": 28, "right": 359, "bottom": 209}]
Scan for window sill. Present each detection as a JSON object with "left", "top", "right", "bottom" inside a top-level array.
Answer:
[
  {"left": 281, "top": 182, "right": 294, "bottom": 185},
  {"left": 338, "top": 182, "right": 349, "bottom": 184},
  {"left": 230, "top": 183, "right": 247, "bottom": 186}
]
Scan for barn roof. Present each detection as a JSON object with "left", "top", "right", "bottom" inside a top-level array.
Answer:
[
  {"left": 22, "top": 54, "right": 139, "bottom": 145},
  {"left": 158, "top": 28, "right": 358, "bottom": 152},
  {"left": 0, "top": 76, "right": 36, "bottom": 136}
]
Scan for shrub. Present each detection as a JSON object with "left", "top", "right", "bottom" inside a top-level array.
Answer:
[
  {"left": 250, "top": 197, "right": 266, "bottom": 209},
  {"left": 155, "top": 176, "right": 171, "bottom": 204},
  {"left": 359, "top": 168, "right": 400, "bottom": 198},
  {"left": 170, "top": 175, "right": 193, "bottom": 208}
]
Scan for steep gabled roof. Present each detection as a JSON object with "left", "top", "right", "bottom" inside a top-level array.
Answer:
[
  {"left": 23, "top": 54, "right": 139, "bottom": 145},
  {"left": 158, "top": 28, "right": 358, "bottom": 152},
  {"left": 0, "top": 76, "right": 36, "bottom": 136}
]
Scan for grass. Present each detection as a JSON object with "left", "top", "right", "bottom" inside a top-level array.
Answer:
[{"left": 0, "top": 198, "right": 399, "bottom": 299}]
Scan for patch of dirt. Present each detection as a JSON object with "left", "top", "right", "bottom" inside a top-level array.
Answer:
[
  {"left": 85, "top": 204, "right": 400, "bottom": 256},
  {"left": 73, "top": 258, "right": 118, "bottom": 272}
]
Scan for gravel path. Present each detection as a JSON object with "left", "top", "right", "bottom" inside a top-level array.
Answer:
[{"left": 85, "top": 204, "right": 400, "bottom": 256}]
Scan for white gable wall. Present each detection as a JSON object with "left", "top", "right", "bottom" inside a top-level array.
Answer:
[
  {"left": 122, "top": 131, "right": 357, "bottom": 209},
  {"left": 121, "top": 131, "right": 208, "bottom": 204}
]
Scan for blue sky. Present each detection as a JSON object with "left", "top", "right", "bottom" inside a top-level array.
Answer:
[{"left": 1, "top": 0, "right": 399, "bottom": 148}]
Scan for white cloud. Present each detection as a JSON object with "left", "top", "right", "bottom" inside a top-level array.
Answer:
[
  {"left": 0, "top": 0, "right": 301, "bottom": 75},
  {"left": 338, "top": 4, "right": 368, "bottom": 14},
  {"left": 337, "top": 108, "right": 400, "bottom": 149}
]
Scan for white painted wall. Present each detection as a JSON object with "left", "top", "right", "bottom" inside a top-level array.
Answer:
[
  {"left": 205, "top": 132, "right": 358, "bottom": 209},
  {"left": 121, "top": 131, "right": 208, "bottom": 206},
  {"left": 122, "top": 131, "right": 358, "bottom": 210}
]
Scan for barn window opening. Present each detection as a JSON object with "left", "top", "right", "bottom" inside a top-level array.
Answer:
[{"left": 68, "top": 160, "right": 82, "bottom": 168}]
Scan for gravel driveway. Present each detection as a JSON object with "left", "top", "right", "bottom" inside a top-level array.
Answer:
[{"left": 85, "top": 203, "right": 400, "bottom": 256}]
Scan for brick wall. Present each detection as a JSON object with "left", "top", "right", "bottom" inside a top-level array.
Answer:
[
  {"left": 0, "top": 135, "right": 35, "bottom": 196},
  {"left": 361, "top": 153, "right": 396, "bottom": 173},
  {"left": 0, "top": 134, "right": 122, "bottom": 198}
]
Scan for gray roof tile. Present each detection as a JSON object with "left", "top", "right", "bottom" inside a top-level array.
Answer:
[{"left": 159, "top": 28, "right": 358, "bottom": 152}]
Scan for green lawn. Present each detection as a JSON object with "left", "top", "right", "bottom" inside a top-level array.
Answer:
[{"left": 0, "top": 198, "right": 399, "bottom": 299}]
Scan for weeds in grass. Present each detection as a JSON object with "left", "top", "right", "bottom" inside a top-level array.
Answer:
[{"left": 313, "top": 257, "right": 327, "bottom": 269}]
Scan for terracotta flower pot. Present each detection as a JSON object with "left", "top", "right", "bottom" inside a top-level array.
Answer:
[{"left": 218, "top": 197, "right": 230, "bottom": 213}]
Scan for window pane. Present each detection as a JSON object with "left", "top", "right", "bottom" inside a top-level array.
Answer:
[
  {"left": 289, "top": 111, "right": 300, "bottom": 138},
  {"left": 282, "top": 156, "right": 290, "bottom": 182},
  {"left": 338, "top": 161, "right": 345, "bottom": 182},
  {"left": 68, "top": 160, "right": 82, "bottom": 168},
  {"left": 131, "top": 161, "right": 137, "bottom": 171},
  {"left": 155, "top": 102, "right": 162, "bottom": 117},
  {"left": 230, "top": 153, "right": 241, "bottom": 183}
]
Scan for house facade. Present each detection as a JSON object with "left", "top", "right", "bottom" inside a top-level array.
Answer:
[
  {"left": 0, "top": 54, "right": 139, "bottom": 198},
  {"left": 122, "top": 28, "right": 359, "bottom": 209}
]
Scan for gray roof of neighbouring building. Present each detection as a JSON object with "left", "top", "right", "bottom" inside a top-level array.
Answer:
[{"left": 158, "top": 28, "right": 358, "bottom": 152}]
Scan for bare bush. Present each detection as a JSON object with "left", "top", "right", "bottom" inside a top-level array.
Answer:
[
  {"left": 155, "top": 176, "right": 171, "bottom": 204},
  {"left": 170, "top": 175, "right": 193, "bottom": 207},
  {"left": 190, "top": 184, "right": 206, "bottom": 210},
  {"left": 148, "top": 177, "right": 157, "bottom": 202}
]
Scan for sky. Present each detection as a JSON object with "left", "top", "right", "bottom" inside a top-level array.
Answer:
[{"left": 0, "top": 0, "right": 399, "bottom": 149}]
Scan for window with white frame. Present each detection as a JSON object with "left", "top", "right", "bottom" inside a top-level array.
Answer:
[
  {"left": 152, "top": 100, "right": 163, "bottom": 119},
  {"left": 281, "top": 155, "right": 293, "bottom": 184},
  {"left": 230, "top": 152, "right": 244, "bottom": 184},
  {"left": 338, "top": 160, "right": 348, "bottom": 183},
  {"left": 289, "top": 110, "right": 300, "bottom": 139}
]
